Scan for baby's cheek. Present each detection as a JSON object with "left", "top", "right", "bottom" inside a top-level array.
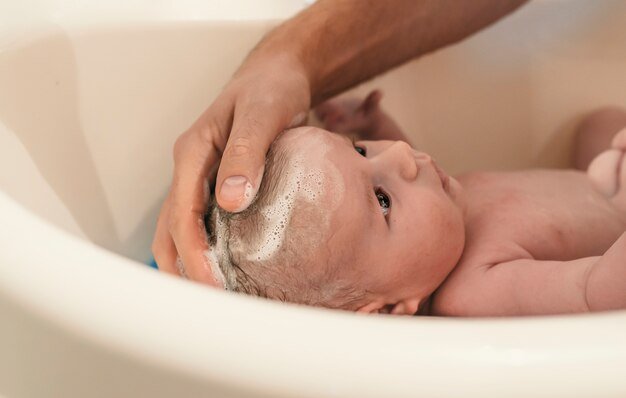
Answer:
[{"left": 428, "top": 198, "right": 464, "bottom": 255}]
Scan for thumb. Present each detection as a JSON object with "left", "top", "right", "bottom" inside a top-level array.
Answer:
[{"left": 216, "top": 102, "right": 287, "bottom": 212}]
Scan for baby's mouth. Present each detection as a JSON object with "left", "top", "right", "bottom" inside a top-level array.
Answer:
[{"left": 432, "top": 161, "right": 450, "bottom": 192}]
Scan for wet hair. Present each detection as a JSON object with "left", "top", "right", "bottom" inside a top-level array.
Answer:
[{"left": 205, "top": 137, "right": 367, "bottom": 309}]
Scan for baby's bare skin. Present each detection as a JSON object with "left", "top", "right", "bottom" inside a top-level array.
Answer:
[
  {"left": 432, "top": 165, "right": 626, "bottom": 316},
  {"left": 189, "top": 96, "right": 625, "bottom": 315},
  {"left": 317, "top": 93, "right": 626, "bottom": 316},
  {"left": 430, "top": 113, "right": 626, "bottom": 315}
]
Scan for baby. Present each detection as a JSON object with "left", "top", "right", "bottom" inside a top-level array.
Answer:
[{"left": 199, "top": 93, "right": 626, "bottom": 316}]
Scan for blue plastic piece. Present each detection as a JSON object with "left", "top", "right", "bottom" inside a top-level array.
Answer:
[{"left": 148, "top": 258, "right": 159, "bottom": 269}]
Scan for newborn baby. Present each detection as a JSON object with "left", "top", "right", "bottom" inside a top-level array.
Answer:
[{"left": 200, "top": 97, "right": 626, "bottom": 316}]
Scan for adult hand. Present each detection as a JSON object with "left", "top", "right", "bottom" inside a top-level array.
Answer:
[
  {"left": 152, "top": 54, "right": 311, "bottom": 286},
  {"left": 152, "top": 0, "right": 528, "bottom": 286}
]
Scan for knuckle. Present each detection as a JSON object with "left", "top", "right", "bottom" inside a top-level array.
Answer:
[
  {"left": 226, "top": 135, "right": 253, "bottom": 158},
  {"left": 174, "top": 119, "right": 223, "bottom": 162},
  {"left": 198, "top": 119, "right": 223, "bottom": 150}
]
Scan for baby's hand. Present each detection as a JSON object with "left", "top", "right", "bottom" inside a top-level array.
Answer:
[
  {"left": 314, "top": 90, "right": 384, "bottom": 139},
  {"left": 587, "top": 128, "right": 626, "bottom": 209},
  {"left": 585, "top": 231, "right": 626, "bottom": 311}
]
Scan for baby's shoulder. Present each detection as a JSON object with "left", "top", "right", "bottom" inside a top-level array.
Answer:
[{"left": 429, "top": 238, "right": 531, "bottom": 316}]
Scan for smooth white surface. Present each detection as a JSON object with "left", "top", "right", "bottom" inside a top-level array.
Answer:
[
  {"left": 1, "top": 1, "right": 626, "bottom": 397},
  {"left": 2, "top": 190, "right": 626, "bottom": 398}
]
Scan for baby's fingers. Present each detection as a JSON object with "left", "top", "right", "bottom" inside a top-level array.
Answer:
[
  {"left": 614, "top": 147, "right": 626, "bottom": 211},
  {"left": 587, "top": 149, "right": 622, "bottom": 197},
  {"left": 611, "top": 128, "right": 626, "bottom": 150},
  {"left": 359, "top": 90, "right": 383, "bottom": 114}
]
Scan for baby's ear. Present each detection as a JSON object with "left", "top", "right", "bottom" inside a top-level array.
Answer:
[
  {"left": 390, "top": 298, "right": 421, "bottom": 316},
  {"left": 357, "top": 298, "right": 420, "bottom": 315},
  {"left": 356, "top": 301, "right": 388, "bottom": 314}
]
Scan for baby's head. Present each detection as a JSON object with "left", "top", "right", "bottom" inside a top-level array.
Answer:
[{"left": 206, "top": 127, "right": 466, "bottom": 314}]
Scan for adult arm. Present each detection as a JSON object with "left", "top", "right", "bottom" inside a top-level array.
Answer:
[
  {"left": 284, "top": 0, "right": 529, "bottom": 104},
  {"left": 153, "top": 0, "right": 529, "bottom": 284}
]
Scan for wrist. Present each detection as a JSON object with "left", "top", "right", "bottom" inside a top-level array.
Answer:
[
  {"left": 237, "top": 43, "right": 312, "bottom": 90},
  {"left": 243, "top": 18, "right": 325, "bottom": 101}
]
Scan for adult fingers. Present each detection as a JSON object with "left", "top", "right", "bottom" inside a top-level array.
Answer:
[
  {"left": 215, "top": 98, "right": 294, "bottom": 212},
  {"left": 151, "top": 195, "right": 179, "bottom": 275},
  {"left": 166, "top": 100, "right": 234, "bottom": 287},
  {"left": 168, "top": 132, "right": 222, "bottom": 286}
]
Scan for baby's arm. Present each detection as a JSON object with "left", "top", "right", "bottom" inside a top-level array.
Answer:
[
  {"left": 435, "top": 233, "right": 626, "bottom": 316},
  {"left": 585, "top": 232, "right": 626, "bottom": 311},
  {"left": 314, "top": 90, "right": 410, "bottom": 142}
]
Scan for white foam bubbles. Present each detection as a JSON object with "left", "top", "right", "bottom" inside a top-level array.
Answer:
[
  {"left": 246, "top": 157, "right": 309, "bottom": 262},
  {"left": 245, "top": 130, "right": 345, "bottom": 262},
  {"left": 204, "top": 247, "right": 226, "bottom": 288}
]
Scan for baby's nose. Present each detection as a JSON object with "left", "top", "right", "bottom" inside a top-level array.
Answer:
[{"left": 383, "top": 141, "right": 419, "bottom": 181}]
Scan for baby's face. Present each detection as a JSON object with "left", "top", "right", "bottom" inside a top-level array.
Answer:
[{"left": 276, "top": 127, "right": 466, "bottom": 313}]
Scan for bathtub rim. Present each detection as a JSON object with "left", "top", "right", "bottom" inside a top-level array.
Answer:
[{"left": 1, "top": 190, "right": 626, "bottom": 397}]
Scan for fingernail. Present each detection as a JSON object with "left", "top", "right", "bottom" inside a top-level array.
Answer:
[{"left": 220, "top": 176, "right": 253, "bottom": 207}]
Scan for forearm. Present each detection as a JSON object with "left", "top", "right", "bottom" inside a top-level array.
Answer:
[
  {"left": 251, "top": 0, "right": 528, "bottom": 105},
  {"left": 585, "top": 233, "right": 626, "bottom": 312}
]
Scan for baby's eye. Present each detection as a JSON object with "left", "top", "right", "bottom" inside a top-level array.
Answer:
[
  {"left": 354, "top": 145, "right": 367, "bottom": 157},
  {"left": 376, "top": 189, "right": 390, "bottom": 216}
]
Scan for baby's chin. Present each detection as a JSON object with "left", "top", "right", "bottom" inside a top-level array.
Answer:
[{"left": 446, "top": 176, "right": 467, "bottom": 212}]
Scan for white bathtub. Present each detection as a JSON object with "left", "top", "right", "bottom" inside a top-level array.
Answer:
[{"left": 1, "top": 1, "right": 626, "bottom": 397}]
